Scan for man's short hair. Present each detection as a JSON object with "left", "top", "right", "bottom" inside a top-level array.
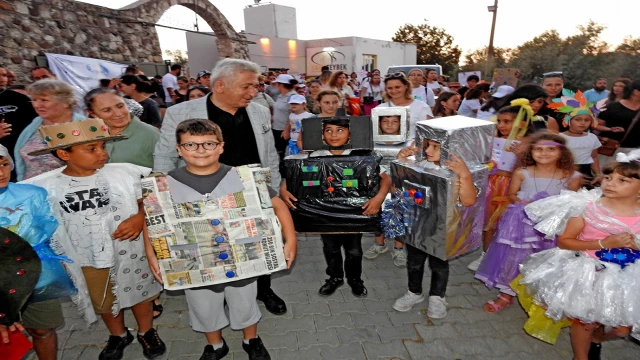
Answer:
[
  {"left": 210, "top": 58, "right": 261, "bottom": 86},
  {"left": 31, "top": 66, "right": 53, "bottom": 74},
  {"left": 467, "top": 74, "right": 480, "bottom": 82},
  {"left": 175, "top": 119, "right": 224, "bottom": 144},
  {"left": 321, "top": 65, "right": 330, "bottom": 72},
  {"left": 170, "top": 64, "right": 182, "bottom": 72},
  {"left": 595, "top": 77, "right": 607, "bottom": 83}
]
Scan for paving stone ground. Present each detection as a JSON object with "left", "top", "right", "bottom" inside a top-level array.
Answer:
[{"left": 34, "top": 235, "right": 640, "bottom": 359}]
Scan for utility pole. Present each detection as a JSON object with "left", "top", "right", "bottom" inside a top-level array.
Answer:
[{"left": 486, "top": 0, "right": 498, "bottom": 80}]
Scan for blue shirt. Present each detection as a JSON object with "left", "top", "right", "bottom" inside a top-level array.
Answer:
[{"left": 583, "top": 88, "right": 609, "bottom": 104}]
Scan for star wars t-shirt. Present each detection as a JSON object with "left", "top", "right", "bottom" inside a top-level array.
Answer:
[{"left": 57, "top": 173, "right": 118, "bottom": 268}]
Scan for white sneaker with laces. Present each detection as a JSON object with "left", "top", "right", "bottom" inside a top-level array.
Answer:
[
  {"left": 467, "top": 251, "right": 485, "bottom": 271},
  {"left": 391, "top": 248, "right": 407, "bottom": 267},
  {"left": 364, "top": 243, "right": 388, "bottom": 259},
  {"left": 392, "top": 291, "right": 426, "bottom": 312},
  {"left": 427, "top": 296, "right": 448, "bottom": 319}
]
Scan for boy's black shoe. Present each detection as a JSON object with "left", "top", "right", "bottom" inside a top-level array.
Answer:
[
  {"left": 256, "top": 288, "right": 287, "bottom": 315},
  {"left": 137, "top": 328, "right": 166, "bottom": 359},
  {"left": 99, "top": 330, "right": 134, "bottom": 360},
  {"left": 319, "top": 277, "right": 344, "bottom": 296},
  {"left": 199, "top": 338, "right": 230, "bottom": 360},
  {"left": 347, "top": 279, "right": 368, "bottom": 297},
  {"left": 588, "top": 342, "right": 602, "bottom": 360},
  {"left": 242, "top": 337, "right": 271, "bottom": 360}
]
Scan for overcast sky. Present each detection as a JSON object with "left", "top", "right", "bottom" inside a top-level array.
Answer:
[{"left": 82, "top": 0, "right": 639, "bottom": 59}]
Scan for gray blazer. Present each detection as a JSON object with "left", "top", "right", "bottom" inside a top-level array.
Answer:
[{"left": 153, "top": 97, "right": 281, "bottom": 189}]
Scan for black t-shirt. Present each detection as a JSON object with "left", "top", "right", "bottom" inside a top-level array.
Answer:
[
  {"left": 205, "top": 95, "right": 262, "bottom": 166},
  {"left": 138, "top": 97, "right": 162, "bottom": 127},
  {"left": 598, "top": 101, "right": 640, "bottom": 148},
  {"left": 0, "top": 89, "right": 38, "bottom": 180}
]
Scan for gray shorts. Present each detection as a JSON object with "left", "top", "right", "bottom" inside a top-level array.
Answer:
[{"left": 184, "top": 281, "right": 261, "bottom": 332}]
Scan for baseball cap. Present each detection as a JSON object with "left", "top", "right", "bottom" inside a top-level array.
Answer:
[
  {"left": 0, "top": 144, "right": 14, "bottom": 170},
  {"left": 197, "top": 70, "right": 211, "bottom": 79},
  {"left": 288, "top": 94, "right": 306, "bottom": 104},
  {"left": 274, "top": 74, "right": 294, "bottom": 84},
  {"left": 492, "top": 85, "right": 515, "bottom": 99},
  {"left": 296, "top": 83, "right": 306, "bottom": 88}
]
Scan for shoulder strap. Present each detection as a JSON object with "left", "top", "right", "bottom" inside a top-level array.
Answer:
[{"left": 620, "top": 109, "right": 640, "bottom": 144}]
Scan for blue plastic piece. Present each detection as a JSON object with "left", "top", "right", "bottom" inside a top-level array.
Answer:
[
  {"left": 219, "top": 252, "right": 229, "bottom": 260},
  {"left": 215, "top": 236, "right": 225, "bottom": 243},
  {"left": 225, "top": 270, "right": 236, "bottom": 278},
  {"left": 210, "top": 219, "right": 221, "bottom": 226}
]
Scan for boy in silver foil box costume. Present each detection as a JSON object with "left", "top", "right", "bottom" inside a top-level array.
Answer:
[{"left": 389, "top": 116, "right": 494, "bottom": 316}]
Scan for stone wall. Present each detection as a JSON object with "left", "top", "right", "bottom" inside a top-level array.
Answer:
[{"left": 0, "top": 0, "right": 250, "bottom": 83}]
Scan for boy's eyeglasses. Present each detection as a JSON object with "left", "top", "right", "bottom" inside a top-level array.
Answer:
[{"left": 179, "top": 141, "right": 221, "bottom": 151}]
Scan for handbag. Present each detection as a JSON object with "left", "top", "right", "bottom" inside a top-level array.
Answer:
[
  {"left": 362, "top": 83, "right": 375, "bottom": 104},
  {"left": 597, "top": 109, "right": 640, "bottom": 156}
]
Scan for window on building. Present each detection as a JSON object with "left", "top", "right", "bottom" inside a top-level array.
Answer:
[{"left": 362, "top": 54, "right": 377, "bottom": 72}]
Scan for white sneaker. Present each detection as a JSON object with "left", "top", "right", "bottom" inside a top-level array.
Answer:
[
  {"left": 393, "top": 291, "right": 426, "bottom": 312},
  {"left": 364, "top": 243, "right": 388, "bottom": 259},
  {"left": 391, "top": 248, "right": 407, "bottom": 267},
  {"left": 467, "top": 251, "right": 485, "bottom": 271},
  {"left": 427, "top": 296, "right": 448, "bottom": 319}
]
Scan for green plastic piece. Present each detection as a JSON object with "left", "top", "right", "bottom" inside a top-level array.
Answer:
[
  {"left": 302, "top": 180, "right": 320, "bottom": 186},
  {"left": 342, "top": 179, "right": 358, "bottom": 188},
  {"left": 343, "top": 169, "right": 354, "bottom": 176}
]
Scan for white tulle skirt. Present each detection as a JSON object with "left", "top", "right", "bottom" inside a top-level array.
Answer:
[{"left": 518, "top": 247, "right": 640, "bottom": 329}]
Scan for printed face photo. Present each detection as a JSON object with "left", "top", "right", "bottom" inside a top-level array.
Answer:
[
  {"left": 378, "top": 115, "right": 401, "bottom": 135},
  {"left": 322, "top": 121, "right": 350, "bottom": 147}
]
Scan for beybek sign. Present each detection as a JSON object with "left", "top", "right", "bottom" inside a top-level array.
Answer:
[{"left": 306, "top": 46, "right": 353, "bottom": 76}]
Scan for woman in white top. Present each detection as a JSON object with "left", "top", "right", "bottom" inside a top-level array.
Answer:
[
  {"left": 376, "top": 72, "right": 433, "bottom": 140},
  {"left": 459, "top": 83, "right": 490, "bottom": 118},
  {"left": 407, "top": 68, "right": 435, "bottom": 107},
  {"left": 328, "top": 71, "right": 354, "bottom": 105},
  {"left": 272, "top": 74, "right": 299, "bottom": 157},
  {"left": 360, "top": 73, "right": 384, "bottom": 115}
]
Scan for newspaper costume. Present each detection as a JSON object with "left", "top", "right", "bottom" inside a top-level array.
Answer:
[
  {"left": 19, "top": 119, "right": 161, "bottom": 323},
  {"left": 513, "top": 182, "right": 640, "bottom": 342},
  {"left": 142, "top": 165, "right": 286, "bottom": 290},
  {"left": 22, "top": 163, "right": 161, "bottom": 323},
  {"left": 388, "top": 116, "right": 494, "bottom": 260}
]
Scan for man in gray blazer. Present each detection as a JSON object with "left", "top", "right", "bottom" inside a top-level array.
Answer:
[{"left": 153, "top": 59, "right": 287, "bottom": 315}]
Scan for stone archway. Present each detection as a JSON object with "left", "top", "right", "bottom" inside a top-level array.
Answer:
[
  {"left": 0, "top": 0, "right": 249, "bottom": 82},
  {"left": 120, "top": 0, "right": 249, "bottom": 59}
]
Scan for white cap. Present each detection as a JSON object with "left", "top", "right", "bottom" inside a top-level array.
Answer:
[
  {"left": 274, "top": 74, "right": 294, "bottom": 84},
  {"left": 492, "top": 85, "right": 515, "bottom": 99},
  {"left": 288, "top": 94, "right": 307, "bottom": 104},
  {"left": 0, "top": 144, "right": 14, "bottom": 170}
]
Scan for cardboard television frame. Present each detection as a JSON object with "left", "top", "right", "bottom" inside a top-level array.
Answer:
[
  {"left": 301, "top": 116, "right": 373, "bottom": 152},
  {"left": 371, "top": 107, "right": 410, "bottom": 144}
]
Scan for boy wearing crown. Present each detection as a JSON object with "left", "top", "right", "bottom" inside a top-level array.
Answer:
[{"left": 21, "top": 119, "right": 166, "bottom": 360}]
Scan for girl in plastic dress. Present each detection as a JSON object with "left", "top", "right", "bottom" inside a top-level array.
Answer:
[
  {"left": 475, "top": 132, "right": 582, "bottom": 313},
  {"left": 468, "top": 99, "right": 535, "bottom": 271},
  {"left": 514, "top": 150, "right": 640, "bottom": 360}
]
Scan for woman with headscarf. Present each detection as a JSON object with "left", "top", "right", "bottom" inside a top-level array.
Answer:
[
  {"left": 407, "top": 68, "right": 435, "bottom": 107},
  {"left": 118, "top": 75, "right": 163, "bottom": 127}
]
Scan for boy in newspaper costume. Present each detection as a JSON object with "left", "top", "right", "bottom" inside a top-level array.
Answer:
[
  {"left": 144, "top": 119, "right": 297, "bottom": 360},
  {"left": 21, "top": 119, "right": 166, "bottom": 360}
]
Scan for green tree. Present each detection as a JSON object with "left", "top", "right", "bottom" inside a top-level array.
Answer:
[
  {"left": 616, "top": 36, "right": 640, "bottom": 55},
  {"left": 392, "top": 20, "right": 462, "bottom": 75},
  {"left": 508, "top": 30, "right": 564, "bottom": 82},
  {"left": 462, "top": 46, "right": 513, "bottom": 74},
  {"left": 164, "top": 49, "right": 189, "bottom": 65}
]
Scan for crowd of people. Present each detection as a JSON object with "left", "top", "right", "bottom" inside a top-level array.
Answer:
[{"left": 1, "top": 57, "right": 640, "bottom": 360}]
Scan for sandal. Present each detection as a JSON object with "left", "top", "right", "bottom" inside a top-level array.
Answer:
[
  {"left": 483, "top": 294, "right": 513, "bottom": 314},
  {"left": 152, "top": 299, "right": 164, "bottom": 319}
]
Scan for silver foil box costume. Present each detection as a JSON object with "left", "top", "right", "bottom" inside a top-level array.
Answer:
[{"left": 390, "top": 116, "right": 495, "bottom": 260}]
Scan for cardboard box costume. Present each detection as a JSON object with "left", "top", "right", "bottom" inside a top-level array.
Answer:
[
  {"left": 390, "top": 116, "right": 494, "bottom": 260},
  {"left": 371, "top": 107, "right": 411, "bottom": 168},
  {"left": 284, "top": 116, "right": 383, "bottom": 233},
  {"left": 142, "top": 165, "right": 287, "bottom": 290}
]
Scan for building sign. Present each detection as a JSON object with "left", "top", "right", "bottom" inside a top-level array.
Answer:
[{"left": 306, "top": 46, "right": 353, "bottom": 76}]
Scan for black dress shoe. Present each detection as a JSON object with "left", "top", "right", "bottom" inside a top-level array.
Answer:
[
  {"left": 257, "top": 289, "right": 287, "bottom": 315},
  {"left": 347, "top": 279, "right": 368, "bottom": 297},
  {"left": 319, "top": 277, "right": 344, "bottom": 296},
  {"left": 99, "top": 330, "right": 134, "bottom": 360},
  {"left": 588, "top": 342, "right": 601, "bottom": 360},
  {"left": 199, "top": 338, "right": 230, "bottom": 360}
]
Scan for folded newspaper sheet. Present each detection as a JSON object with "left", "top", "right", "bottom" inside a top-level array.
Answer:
[{"left": 142, "top": 166, "right": 286, "bottom": 290}]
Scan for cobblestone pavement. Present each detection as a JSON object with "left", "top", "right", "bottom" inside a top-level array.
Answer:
[{"left": 43, "top": 234, "right": 640, "bottom": 359}]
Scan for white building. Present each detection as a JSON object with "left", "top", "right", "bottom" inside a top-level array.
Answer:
[{"left": 186, "top": 3, "right": 416, "bottom": 76}]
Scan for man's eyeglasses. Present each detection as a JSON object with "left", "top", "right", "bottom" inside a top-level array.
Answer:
[
  {"left": 258, "top": 83, "right": 265, "bottom": 86},
  {"left": 179, "top": 141, "right": 221, "bottom": 151}
]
